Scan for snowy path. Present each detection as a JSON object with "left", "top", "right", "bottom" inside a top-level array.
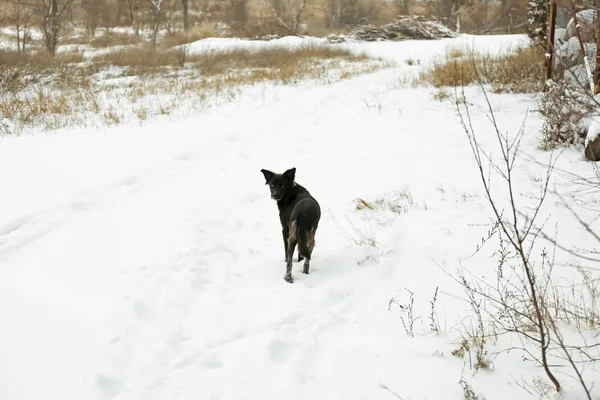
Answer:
[{"left": 0, "top": 35, "right": 588, "bottom": 400}]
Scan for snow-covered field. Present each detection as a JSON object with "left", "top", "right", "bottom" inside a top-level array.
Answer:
[{"left": 1, "top": 34, "right": 599, "bottom": 400}]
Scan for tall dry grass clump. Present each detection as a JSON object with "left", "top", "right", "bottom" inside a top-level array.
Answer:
[
  {"left": 92, "top": 44, "right": 373, "bottom": 78},
  {"left": 417, "top": 45, "right": 545, "bottom": 93}
]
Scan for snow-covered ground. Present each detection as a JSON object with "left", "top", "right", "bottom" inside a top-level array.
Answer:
[{"left": 1, "top": 34, "right": 598, "bottom": 400}]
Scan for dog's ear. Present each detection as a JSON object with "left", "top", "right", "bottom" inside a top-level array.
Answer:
[
  {"left": 261, "top": 169, "right": 275, "bottom": 184},
  {"left": 283, "top": 167, "right": 296, "bottom": 181}
]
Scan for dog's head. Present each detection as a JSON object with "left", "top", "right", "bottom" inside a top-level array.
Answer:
[{"left": 260, "top": 167, "right": 296, "bottom": 201}]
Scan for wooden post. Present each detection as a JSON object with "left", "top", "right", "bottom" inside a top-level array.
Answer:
[
  {"left": 595, "top": 1, "right": 600, "bottom": 94},
  {"left": 545, "top": 0, "right": 558, "bottom": 89}
]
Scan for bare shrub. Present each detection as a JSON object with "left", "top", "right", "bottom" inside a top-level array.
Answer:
[
  {"left": 389, "top": 289, "right": 420, "bottom": 337},
  {"left": 459, "top": 376, "right": 480, "bottom": 400},
  {"left": 450, "top": 77, "right": 600, "bottom": 397},
  {"left": 538, "top": 79, "right": 594, "bottom": 150}
]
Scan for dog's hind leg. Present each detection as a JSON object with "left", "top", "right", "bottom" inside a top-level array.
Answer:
[
  {"left": 284, "top": 221, "right": 298, "bottom": 283},
  {"left": 299, "top": 227, "right": 316, "bottom": 275},
  {"left": 302, "top": 258, "right": 310, "bottom": 275}
]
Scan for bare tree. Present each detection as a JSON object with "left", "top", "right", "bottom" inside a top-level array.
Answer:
[
  {"left": 39, "top": 0, "right": 76, "bottom": 55},
  {"left": 181, "top": 0, "right": 188, "bottom": 30},
  {"left": 439, "top": 0, "right": 452, "bottom": 19},
  {"left": 264, "top": 0, "right": 308, "bottom": 34},
  {"left": 150, "top": 0, "right": 164, "bottom": 47},
  {"left": 397, "top": 0, "right": 409, "bottom": 14},
  {"left": 122, "top": 0, "right": 142, "bottom": 34},
  {"left": 324, "top": 0, "right": 378, "bottom": 28},
  {"left": 81, "top": 0, "right": 106, "bottom": 37},
  {"left": 227, "top": 0, "right": 247, "bottom": 24},
  {"left": 7, "top": 0, "right": 38, "bottom": 53}
]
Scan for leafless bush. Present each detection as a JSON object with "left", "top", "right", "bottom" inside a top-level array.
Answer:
[
  {"left": 429, "top": 286, "right": 440, "bottom": 333},
  {"left": 451, "top": 73, "right": 599, "bottom": 397},
  {"left": 0, "top": 65, "right": 27, "bottom": 94},
  {"left": 459, "top": 376, "right": 480, "bottom": 400},
  {"left": 538, "top": 79, "right": 593, "bottom": 150},
  {"left": 389, "top": 289, "right": 420, "bottom": 337}
]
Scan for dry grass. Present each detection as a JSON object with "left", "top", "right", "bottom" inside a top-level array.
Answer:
[
  {"left": 89, "top": 31, "right": 142, "bottom": 48},
  {"left": 160, "top": 24, "right": 222, "bottom": 47},
  {"left": 92, "top": 44, "right": 372, "bottom": 76},
  {"left": 354, "top": 189, "right": 416, "bottom": 214},
  {"left": 0, "top": 89, "right": 100, "bottom": 133},
  {"left": 92, "top": 45, "right": 187, "bottom": 72},
  {"left": 0, "top": 43, "right": 390, "bottom": 134},
  {"left": 416, "top": 45, "right": 546, "bottom": 93},
  {"left": 88, "top": 44, "right": 387, "bottom": 87},
  {"left": 0, "top": 48, "right": 91, "bottom": 94},
  {"left": 0, "top": 48, "right": 84, "bottom": 66}
]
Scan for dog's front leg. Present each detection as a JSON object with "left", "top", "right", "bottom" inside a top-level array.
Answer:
[
  {"left": 284, "top": 237, "right": 296, "bottom": 284},
  {"left": 284, "top": 257, "right": 294, "bottom": 283},
  {"left": 282, "top": 228, "right": 288, "bottom": 261}
]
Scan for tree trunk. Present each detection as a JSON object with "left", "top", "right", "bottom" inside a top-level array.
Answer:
[
  {"left": 15, "top": 17, "right": 22, "bottom": 53},
  {"left": 439, "top": 0, "right": 452, "bottom": 19},
  {"left": 151, "top": 1, "right": 162, "bottom": 49},
  {"left": 596, "top": 1, "right": 600, "bottom": 76},
  {"left": 545, "top": 0, "right": 557, "bottom": 87},
  {"left": 182, "top": 0, "right": 189, "bottom": 31},
  {"left": 22, "top": 19, "right": 29, "bottom": 52},
  {"left": 45, "top": 0, "right": 59, "bottom": 56}
]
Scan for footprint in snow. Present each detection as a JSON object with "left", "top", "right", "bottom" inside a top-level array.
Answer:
[
  {"left": 173, "top": 351, "right": 202, "bottom": 370},
  {"left": 200, "top": 352, "right": 224, "bottom": 369},
  {"left": 70, "top": 198, "right": 92, "bottom": 211},
  {"left": 175, "top": 150, "right": 194, "bottom": 161},
  {"left": 96, "top": 374, "right": 125, "bottom": 399},
  {"left": 268, "top": 337, "right": 293, "bottom": 363},
  {"left": 119, "top": 174, "right": 140, "bottom": 187},
  {"left": 133, "top": 300, "right": 152, "bottom": 320},
  {"left": 109, "top": 336, "right": 121, "bottom": 344}
]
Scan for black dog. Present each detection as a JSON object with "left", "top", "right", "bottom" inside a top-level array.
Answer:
[{"left": 260, "top": 167, "right": 321, "bottom": 283}]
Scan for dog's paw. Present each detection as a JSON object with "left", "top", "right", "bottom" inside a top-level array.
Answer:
[
  {"left": 284, "top": 274, "right": 294, "bottom": 284},
  {"left": 302, "top": 267, "right": 310, "bottom": 275},
  {"left": 297, "top": 255, "right": 304, "bottom": 263}
]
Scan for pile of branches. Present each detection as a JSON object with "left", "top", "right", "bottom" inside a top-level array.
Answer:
[{"left": 328, "top": 16, "right": 457, "bottom": 42}]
